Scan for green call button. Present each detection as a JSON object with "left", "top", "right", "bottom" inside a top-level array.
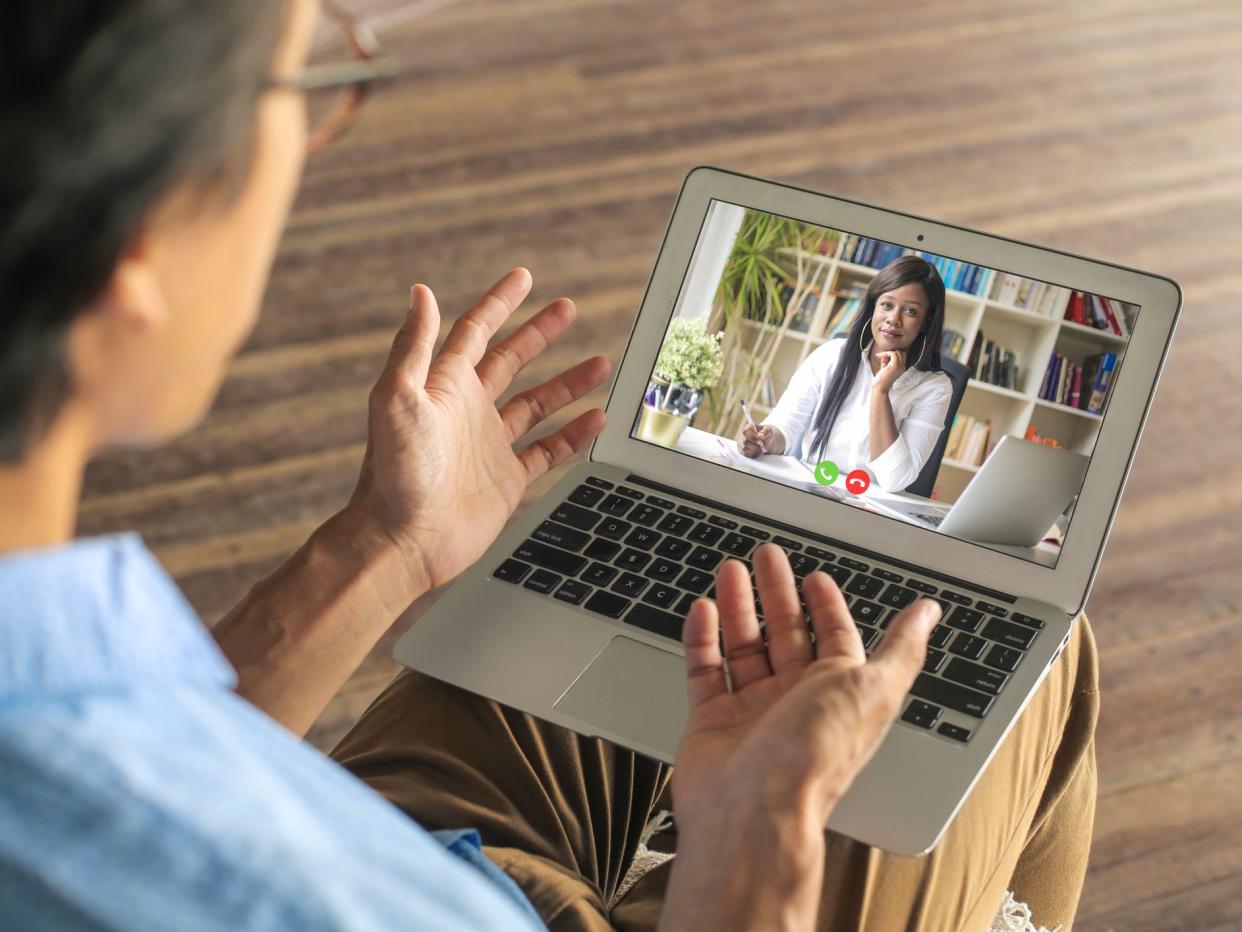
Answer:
[{"left": 814, "top": 460, "right": 840, "bottom": 486}]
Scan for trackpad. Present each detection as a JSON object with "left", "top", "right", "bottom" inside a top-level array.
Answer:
[{"left": 554, "top": 636, "right": 688, "bottom": 756}]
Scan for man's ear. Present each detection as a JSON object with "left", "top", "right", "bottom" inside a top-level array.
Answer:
[{"left": 99, "top": 234, "right": 169, "bottom": 333}]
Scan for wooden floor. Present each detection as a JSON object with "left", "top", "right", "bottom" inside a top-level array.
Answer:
[{"left": 77, "top": 0, "right": 1242, "bottom": 928}]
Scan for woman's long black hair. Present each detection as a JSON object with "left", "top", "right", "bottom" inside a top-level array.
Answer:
[{"left": 807, "top": 254, "right": 947, "bottom": 462}]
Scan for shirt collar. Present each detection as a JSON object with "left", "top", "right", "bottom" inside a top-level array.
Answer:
[{"left": 0, "top": 533, "right": 236, "bottom": 697}]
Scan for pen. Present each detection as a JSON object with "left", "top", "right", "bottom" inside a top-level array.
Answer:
[{"left": 739, "top": 399, "right": 765, "bottom": 454}]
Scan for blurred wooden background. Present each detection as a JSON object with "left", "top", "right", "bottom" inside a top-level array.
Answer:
[{"left": 77, "top": 0, "right": 1242, "bottom": 928}]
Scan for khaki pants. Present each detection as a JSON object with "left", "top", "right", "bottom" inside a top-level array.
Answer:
[{"left": 331, "top": 618, "right": 1099, "bottom": 932}]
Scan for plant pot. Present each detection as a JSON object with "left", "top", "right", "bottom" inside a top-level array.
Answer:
[{"left": 636, "top": 404, "right": 690, "bottom": 448}]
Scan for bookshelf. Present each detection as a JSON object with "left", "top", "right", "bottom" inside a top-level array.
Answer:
[{"left": 736, "top": 239, "right": 1136, "bottom": 504}]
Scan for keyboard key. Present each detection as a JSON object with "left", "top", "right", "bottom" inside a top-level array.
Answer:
[
  {"left": 584, "top": 538, "right": 620, "bottom": 561},
  {"left": 514, "top": 540, "right": 587, "bottom": 577},
  {"left": 911, "top": 673, "right": 994, "bottom": 718},
  {"left": 720, "top": 532, "right": 758, "bottom": 557},
  {"left": 676, "top": 567, "right": 714, "bottom": 594},
  {"left": 532, "top": 521, "right": 591, "bottom": 552},
  {"left": 805, "top": 546, "right": 835, "bottom": 561},
  {"left": 523, "top": 569, "right": 561, "bottom": 594},
  {"left": 493, "top": 559, "right": 531, "bottom": 584},
  {"left": 946, "top": 607, "right": 984, "bottom": 633},
  {"left": 940, "top": 590, "right": 973, "bottom": 605},
  {"left": 983, "top": 644, "right": 1023, "bottom": 673},
  {"left": 645, "top": 558, "right": 682, "bottom": 583},
  {"left": 615, "top": 548, "right": 652, "bottom": 572},
  {"left": 643, "top": 584, "right": 680, "bottom": 609},
  {"left": 788, "top": 554, "right": 819, "bottom": 577},
  {"left": 629, "top": 504, "right": 664, "bottom": 527},
  {"left": 879, "top": 608, "right": 899, "bottom": 629},
  {"left": 772, "top": 535, "right": 803, "bottom": 551},
  {"left": 625, "top": 603, "right": 683, "bottom": 640},
  {"left": 923, "top": 648, "right": 946, "bottom": 673},
  {"left": 568, "top": 484, "right": 605, "bottom": 507},
  {"left": 687, "top": 546, "right": 724, "bottom": 571},
  {"left": 878, "top": 583, "right": 917, "bottom": 609},
  {"left": 689, "top": 522, "right": 725, "bottom": 545},
  {"left": 740, "top": 525, "right": 771, "bottom": 540},
  {"left": 654, "top": 537, "right": 692, "bottom": 559},
  {"left": 901, "top": 699, "right": 942, "bottom": 729},
  {"left": 584, "top": 476, "right": 613, "bottom": 490},
  {"left": 1010, "top": 611, "right": 1046, "bottom": 630},
  {"left": 938, "top": 722, "right": 973, "bottom": 743},
  {"left": 948, "top": 633, "right": 988, "bottom": 661},
  {"left": 657, "top": 513, "right": 694, "bottom": 536},
  {"left": 550, "top": 502, "right": 601, "bottom": 531},
  {"left": 943, "top": 657, "right": 1008, "bottom": 696},
  {"left": 616, "top": 485, "right": 644, "bottom": 499},
  {"left": 824, "top": 564, "right": 852, "bottom": 586},
  {"left": 844, "top": 575, "right": 884, "bottom": 599},
  {"left": 677, "top": 505, "right": 706, "bottom": 519},
  {"left": 599, "top": 494, "right": 635, "bottom": 516},
  {"left": 584, "top": 590, "right": 629, "bottom": 618},
  {"left": 611, "top": 572, "right": 649, "bottom": 598},
  {"left": 646, "top": 495, "right": 675, "bottom": 509},
  {"left": 675, "top": 592, "right": 698, "bottom": 615},
  {"left": 871, "top": 568, "right": 903, "bottom": 583},
  {"left": 553, "top": 579, "right": 591, "bottom": 605},
  {"left": 852, "top": 599, "right": 886, "bottom": 625},
  {"left": 929, "top": 625, "right": 954, "bottom": 649},
  {"left": 623, "top": 527, "right": 662, "bottom": 551},
  {"left": 975, "top": 601, "right": 1008, "bottom": 617},
  {"left": 982, "top": 618, "right": 1037, "bottom": 650},
  {"left": 907, "top": 579, "right": 938, "bottom": 594},
  {"left": 596, "top": 517, "right": 632, "bottom": 540},
  {"left": 839, "top": 557, "right": 869, "bottom": 572},
  {"left": 857, "top": 624, "right": 880, "bottom": 650},
  {"left": 708, "top": 515, "right": 738, "bottom": 529},
  {"left": 582, "top": 562, "right": 618, "bottom": 586}
]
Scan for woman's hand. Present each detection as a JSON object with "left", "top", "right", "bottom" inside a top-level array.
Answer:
[
  {"left": 872, "top": 348, "right": 906, "bottom": 395},
  {"left": 736, "top": 423, "right": 784, "bottom": 457},
  {"left": 346, "top": 267, "right": 611, "bottom": 595}
]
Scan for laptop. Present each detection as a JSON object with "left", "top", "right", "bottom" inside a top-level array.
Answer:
[
  {"left": 393, "top": 166, "right": 1181, "bottom": 856},
  {"left": 917, "top": 435, "right": 1089, "bottom": 547}
]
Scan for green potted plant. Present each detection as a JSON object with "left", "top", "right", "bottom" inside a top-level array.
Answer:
[{"left": 637, "top": 317, "right": 724, "bottom": 448}]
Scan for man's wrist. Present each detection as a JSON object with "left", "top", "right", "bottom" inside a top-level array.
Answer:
[{"left": 323, "top": 505, "right": 431, "bottom": 615}]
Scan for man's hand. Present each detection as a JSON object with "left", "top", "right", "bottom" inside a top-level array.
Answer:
[
  {"left": 659, "top": 544, "right": 940, "bottom": 931},
  {"left": 347, "top": 267, "right": 611, "bottom": 596}
]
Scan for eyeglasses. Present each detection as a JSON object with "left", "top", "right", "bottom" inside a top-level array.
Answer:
[{"left": 267, "top": 1, "right": 401, "bottom": 153}]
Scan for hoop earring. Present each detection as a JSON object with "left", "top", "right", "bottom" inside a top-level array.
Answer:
[
  {"left": 913, "top": 333, "right": 930, "bottom": 368},
  {"left": 858, "top": 325, "right": 873, "bottom": 355}
]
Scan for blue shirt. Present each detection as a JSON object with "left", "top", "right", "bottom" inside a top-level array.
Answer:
[{"left": 0, "top": 533, "right": 545, "bottom": 931}]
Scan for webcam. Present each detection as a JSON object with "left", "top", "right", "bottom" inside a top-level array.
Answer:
[{"left": 916, "top": 233, "right": 924, "bottom": 242}]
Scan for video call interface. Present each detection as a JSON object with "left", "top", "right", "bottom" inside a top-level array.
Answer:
[{"left": 631, "top": 200, "right": 1141, "bottom": 569}]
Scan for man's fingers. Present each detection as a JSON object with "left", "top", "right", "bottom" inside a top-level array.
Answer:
[
  {"left": 499, "top": 355, "right": 611, "bottom": 442},
  {"left": 515, "top": 409, "right": 606, "bottom": 482},
  {"left": 753, "top": 544, "right": 813, "bottom": 672},
  {"left": 802, "top": 570, "right": 865, "bottom": 664},
  {"left": 476, "top": 298, "right": 576, "bottom": 400},
  {"left": 869, "top": 599, "right": 941, "bottom": 695},
  {"left": 683, "top": 597, "right": 728, "bottom": 708},
  {"left": 717, "top": 559, "right": 771, "bottom": 690},
  {"left": 440, "top": 267, "right": 533, "bottom": 365},
  {"left": 382, "top": 285, "right": 441, "bottom": 390}
]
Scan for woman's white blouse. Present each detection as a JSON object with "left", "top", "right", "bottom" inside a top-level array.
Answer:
[{"left": 761, "top": 338, "right": 953, "bottom": 493}]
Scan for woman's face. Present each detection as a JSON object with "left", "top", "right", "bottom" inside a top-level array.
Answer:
[
  {"left": 869, "top": 282, "right": 930, "bottom": 356},
  {"left": 68, "top": 0, "right": 319, "bottom": 449}
]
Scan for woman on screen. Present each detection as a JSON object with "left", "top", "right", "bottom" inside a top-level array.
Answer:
[{"left": 737, "top": 255, "right": 953, "bottom": 494}]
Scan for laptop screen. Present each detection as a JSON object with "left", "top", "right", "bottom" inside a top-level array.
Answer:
[{"left": 629, "top": 199, "right": 1141, "bottom": 569}]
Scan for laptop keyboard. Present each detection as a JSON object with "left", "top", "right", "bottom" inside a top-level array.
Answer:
[{"left": 493, "top": 476, "right": 1046, "bottom": 746}]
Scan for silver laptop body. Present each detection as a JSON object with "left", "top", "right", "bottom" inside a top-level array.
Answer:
[{"left": 394, "top": 166, "right": 1181, "bottom": 856}]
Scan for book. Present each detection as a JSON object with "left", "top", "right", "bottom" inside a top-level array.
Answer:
[
  {"left": 1086, "top": 353, "right": 1117, "bottom": 413},
  {"left": 1069, "top": 364, "right": 1083, "bottom": 407}
]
